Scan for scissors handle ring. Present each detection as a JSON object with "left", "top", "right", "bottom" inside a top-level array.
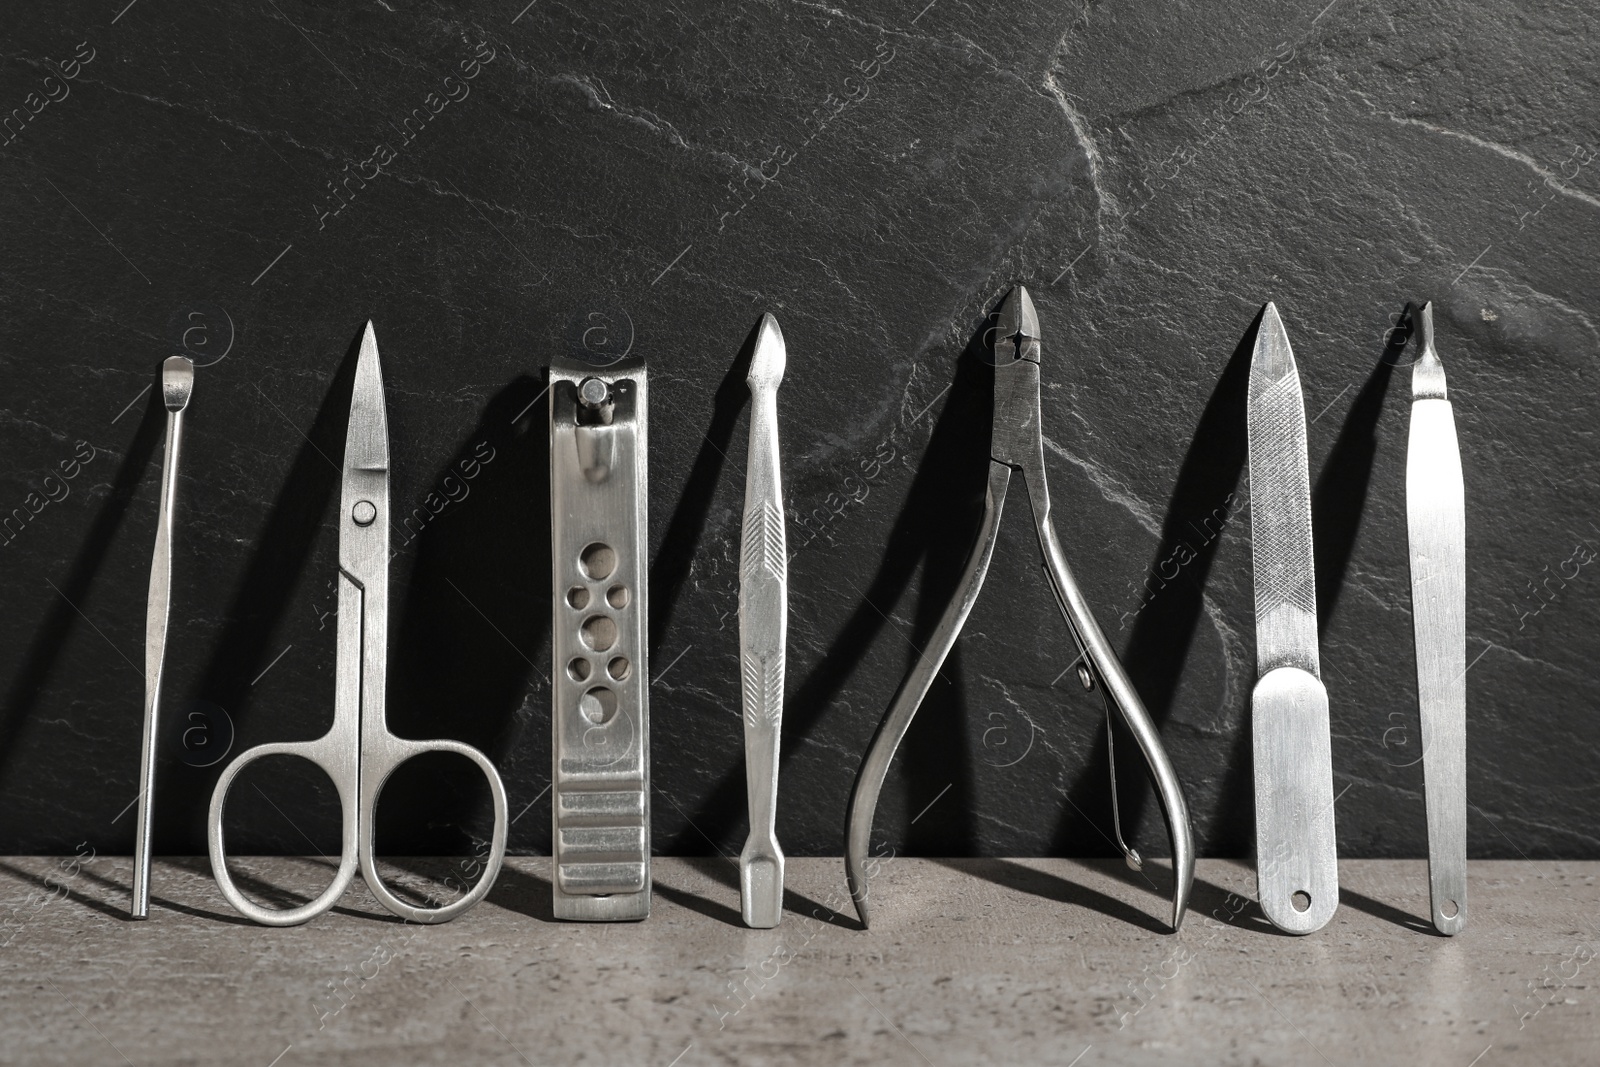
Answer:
[
  {"left": 207, "top": 738, "right": 360, "bottom": 927},
  {"left": 357, "top": 738, "right": 509, "bottom": 924}
]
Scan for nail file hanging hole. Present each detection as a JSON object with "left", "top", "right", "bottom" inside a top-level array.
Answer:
[
  {"left": 579, "top": 686, "right": 618, "bottom": 725},
  {"left": 580, "top": 616, "right": 618, "bottom": 652},
  {"left": 566, "top": 586, "right": 590, "bottom": 610},
  {"left": 1291, "top": 890, "right": 1311, "bottom": 913},
  {"left": 567, "top": 659, "right": 591, "bottom": 682},
  {"left": 1442, "top": 899, "right": 1459, "bottom": 919},
  {"left": 1076, "top": 664, "right": 1093, "bottom": 691},
  {"left": 608, "top": 656, "right": 631, "bottom": 681},
  {"left": 580, "top": 542, "right": 616, "bottom": 580},
  {"left": 606, "top": 584, "right": 629, "bottom": 609}
]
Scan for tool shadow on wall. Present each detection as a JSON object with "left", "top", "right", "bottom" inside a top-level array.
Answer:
[
  {"left": 1046, "top": 307, "right": 1264, "bottom": 899},
  {"left": 381, "top": 373, "right": 551, "bottom": 898},
  {"left": 1015, "top": 304, "right": 1413, "bottom": 928},
  {"left": 641, "top": 315, "right": 860, "bottom": 926},
  {"left": 0, "top": 372, "right": 166, "bottom": 826},
  {"left": 171, "top": 336, "right": 363, "bottom": 859},
  {"left": 658, "top": 305, "right": 998, "bottom": 886}
]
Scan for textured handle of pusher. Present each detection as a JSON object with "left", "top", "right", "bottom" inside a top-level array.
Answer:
[{"left": 739, "top": 384, "right": 787, "bottom": 929}]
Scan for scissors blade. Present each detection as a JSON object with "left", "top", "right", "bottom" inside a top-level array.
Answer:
[
  {"left": 338, "top": 323, "right": 390, "bottom": 761},
  {"left": 1246, "top": 303, "right": 1319, "bottom": 676},
  {"left": 344, "top": 322, "right": 390, "bottom": 478},
  {"left": 1405, "top": 302, "right": 1468, "bottom": 935}
]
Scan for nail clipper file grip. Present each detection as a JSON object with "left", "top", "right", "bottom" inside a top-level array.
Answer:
[
  {"left": 1251, "top": 666, "right": 1338, "bottom": 935},
  {"left": 550, "top": 363, "right": 650, "bottom": 922}
]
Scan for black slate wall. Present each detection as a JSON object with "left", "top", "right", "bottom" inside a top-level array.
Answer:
[{"left": 0, "top": 1, "right": 1595, "bottom": 861}]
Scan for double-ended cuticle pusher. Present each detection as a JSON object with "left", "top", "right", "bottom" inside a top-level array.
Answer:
[
  {"left": 738, "top": 313, "right": 788, "bottom": 929},
  {"left": 843, "top": 285, "right": 1195, "bottom": 932}
]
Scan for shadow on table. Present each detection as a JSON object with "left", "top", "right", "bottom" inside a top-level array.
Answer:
[
  {"left": 1338, "top": 884, "right": 1439, "bottom": 936},
  {"left": 653, "top": 857, "right": 859, "bottom": 931},
  {"left": 479, "top": 859, "right": 557, "bottom": 923},
  {"left": 932, "top": 857, "right": 1173, "bottom": 935}
]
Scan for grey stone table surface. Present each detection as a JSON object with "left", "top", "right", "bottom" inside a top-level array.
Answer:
[{"left": 2, "top": 857, "right": 1598, "bottom": 1066}]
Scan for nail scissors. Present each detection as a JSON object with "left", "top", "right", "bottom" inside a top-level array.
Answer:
[
  {"left": 207, "top": 323, "right": 508, "bottom": 926},
  {"left": 843, "top": 286, "right": 1195, "bottom": 931}
]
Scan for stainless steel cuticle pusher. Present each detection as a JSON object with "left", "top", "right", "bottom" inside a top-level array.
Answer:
[
  {"left": 132, "top": 355, "right": 194, "bottom": 920},
  {"left": 844, "top": 285, "right": 1195, "bottom": 932},
  {"left": 1247, "top": 302, "right": 1338, "bottom": 935},
  {"left": 1403, "top": 302, "right": 1467, "bottom": 936},
  {"left": 738, "top": 314, "right": 788, "bottom": 929}
]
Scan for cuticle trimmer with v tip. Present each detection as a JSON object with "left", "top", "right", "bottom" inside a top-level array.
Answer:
[
  {"left": 1247, "top": 302, "right": 1338, "bottom": 935},
  {"left": 132, "top": 355, "right": 194, "bottom": 919},
  {"left": 1403, "top": 301, "right": 1467, "bottom": 935},
  {"left": 843, "top": 285, "right": 1195, "bottom": 932},
  {"left": 738, "top": 313, "right": 788, "bottom": 929}
]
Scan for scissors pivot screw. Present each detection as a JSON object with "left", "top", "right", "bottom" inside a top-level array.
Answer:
[{"left": 351, "top": 500, "right": 376, "bottom": 526}]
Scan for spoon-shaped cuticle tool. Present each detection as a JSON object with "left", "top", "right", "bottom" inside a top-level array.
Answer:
[{"left": 132, "top": 355, "right": 193, "bottom": 919}]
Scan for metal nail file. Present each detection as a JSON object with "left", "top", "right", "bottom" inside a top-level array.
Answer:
[
  {"left": 1247, "top": 303, "right": 1338, "bottom": 935},
  {"left": 132, "top": 355, "right": 194, "bottom": 920},
  {"left": 1404, "top": 302, "right": 1467, "bottom": 935},
  {"left": 550, "top": 354, "right": 650, "bottom": 921},
  {"left": 738, "top": 314, "right": 787, "bottom": 929}
]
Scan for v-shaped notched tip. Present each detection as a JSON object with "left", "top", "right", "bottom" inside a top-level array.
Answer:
[{"left": 1409, "top": 301, "right": 1448, "bottom": 400}]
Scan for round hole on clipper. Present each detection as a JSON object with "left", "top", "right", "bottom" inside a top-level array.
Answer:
[
  {"left": 607, "top": 584, "right": 629, "bottom": 609},
  {"left": 566, "top": 586, "right": 590, "bottom": 610},
  {"left": 1291, "top": 890, "right": 1311, "bottom": 913},
  {"left": 579, "top": 686, "right": 617, "bottom": 725},
  {"left": 579, "top": 542, "right": 616, "bottom": 580},
  {"left": 580, "top": 615, "right": 618, "bottom": 652},
  {"left": 567, "top": 658, "right": 591, "bottom": 682},
  {"left": 1442, "top": 899, "right": 1459, "bottom": 919},
  {"left": 608, "top": 656, "right": 631, "bottom": 681}
]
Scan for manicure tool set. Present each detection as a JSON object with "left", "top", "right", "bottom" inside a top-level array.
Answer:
[{"left": 125, "top": 295, "right": 1465, "bottom": 936}]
